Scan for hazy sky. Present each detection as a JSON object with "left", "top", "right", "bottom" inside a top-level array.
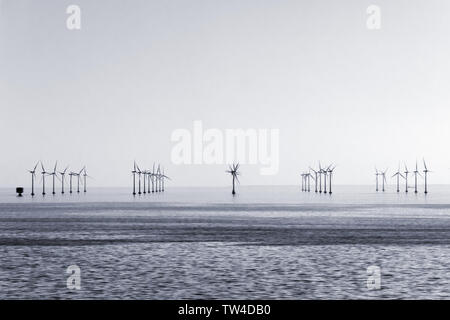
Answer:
[{"left": 1, "top": 0, "right": 450, "bottom": 187}]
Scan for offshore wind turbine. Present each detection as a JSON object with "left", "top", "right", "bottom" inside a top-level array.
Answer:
[
  {"left": 48, "top": 161, "right": 59, "bottom": 195},
  {"left": 142, "top": 169, "right": 147, "bottom": 194},
  {"left": 381, "top": 169, "right": 388, "bottom": 192},
  {"left": 226, "top": 163, "right": 240, "bottom": 195},
  {"left": 59, "top": 166, "right": 69, "bottom": 194},
  {"left": 76, "top": 168, "right": 83, "bottom": 193},
  {"left": 162, "top": 168, "right": 170, "bottom": 192},
  {"left": 151, "top": 163, "right": 155, "bottom": 193},
  {"left": 82, "top": 167, "right": 90, "bottom": 193},
  {"left": 157, "top": 165, "right": 162, "bottom": 192},
  {"left": 404, "top": 164, "right": 409, "bottom": 193},
  {"left": 306, "top": 172, "right": 311, "bottom": 192},
  {"left": 423, "top": 159, "right": 430, "bottom": 194},
  {"left": 375, "top": 167, "right": 380, "bottom": 192},
  {"left": 318, "top": 163, "right": 323, "bottom": 193},
  {"left": 323, "top": 166, "right": 329, "bottom": 194},
  {"left": 309, "top": 167, "right": 318, "bottom": 193},
  {"left": 136, "top": 163, "right": 142, "bottom": 195},
  {"left": 132, "top": 162, "right": 137, "bottom": 195},
  {"left": 147, "top": 169, "right": 151, "bottom": 193},
  {"left": 28, "top": 162, "right": 39, "bottom": 196},
  {"left": 413, "top": 161, "right": 421, "bottom": 194},
  {"left": 327, "top": 165, "right": 336, "bottom": 194},
  {"left": 40, "top": 162, "right": 47, "bottom": 195},
  {"left": 392, "top": 166, "right": 405, "bottom": 193},
  {"left": 300, "top": 173, "right": 305, "bottom": 192},
  {"left": 69, "top": 171, "right": 75, "bottom": 193}
]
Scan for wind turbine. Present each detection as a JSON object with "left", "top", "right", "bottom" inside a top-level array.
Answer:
[
  {"left": 300, "top": 173, "right": 305, "bottom": 192},
  {"left": 136, "top": 163, "right": 142, "bottom": 195},
  {"left": 413, "top": 161, "right": 421, "bottom": 194},
  {"left": 162, "top": 169, "right": 170, "bottom": 192},
  {"left": 69, "top": 171, "right": 75, "bottom": 193},
  {"left": 59, "top": 166, "right": 69, "bottom": 194},
  {"left": 381, "top": 169, "right": 388, "bottom": 192},
  {"left": 392, "top": 166, "right": 405, "bottom": 193},
  {"left": 82, "top": 167, "right": 91, "bottom": 193},
  {"left": 309, "top": 167, "right": 318, "bottom": 193},
  {"left": 226, "top": 163, "right": 240, "bottom": 195},
  {"left": 151, "top": 163, "right": 155, "bottom": 193},
  {"left": 323, "top": 165, "right": 329, "bottom": 194},
  {"left": 40, "top": 162, "right": 47, "bottom": 195},
  {"left": 327, "top": 165, "right": 336, "bottom": 194},
  {"left": 48, "top": 161, "right": 59, "bottom": 195},
  {"left": 423, "top": 159, "right": 430, "bottom": 194},
  {"left": 404, "top": 164, "right": 409, "bottom": 193},
  {"left": 306, "top": 172, "right": 312, "bottom": 192},
  {"left": 142, "top": 169, "right": 147, "bottom": 194},
  {"left": 132, "top": 162, "right": 137, "bottom": 195},
  {"left": 147, "top": 169, "right": 151, "bottom": 193},
  {"left": 318, "top": 162, "right": 323, "bottom": 193},
  {"left": 375, "top": 167, "right": 380, "bottom": 192},
  {"left": 28, "top": 162, "right": 39, "bottom": 196},
  {"left": 157, "top": 165, "right": 162, "bottom": 192},
  {"left": 76, "top": 168, "right": 83, "bottom": 193}
]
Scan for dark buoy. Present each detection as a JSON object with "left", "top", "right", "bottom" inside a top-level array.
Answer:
[{"left": 16, "top": 187, "right": 24, "bottom": 197}]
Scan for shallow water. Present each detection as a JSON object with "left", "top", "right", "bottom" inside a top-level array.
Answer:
[{"left": 1, "top": 186, "right": 450, "bottom": 299}]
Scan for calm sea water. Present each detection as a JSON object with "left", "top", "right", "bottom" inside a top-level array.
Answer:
[{"left": 1, "top": 185, "right": 450, "bottom": 299}]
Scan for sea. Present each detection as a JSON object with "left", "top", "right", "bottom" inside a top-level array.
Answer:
[{"left": 1, "top": 185, "right": 450, "bottom": 299}]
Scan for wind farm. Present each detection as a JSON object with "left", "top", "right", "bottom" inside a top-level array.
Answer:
[
  {"left": 131, "top": 161, "right": 170, "bottom": 196},
  {"left": 26, "top": 161, "right": 89, "bottom": 197},
  {"left": 301, "top": 163, "right": 336, "bottom": 195},
  {"left": 375, "top": 159, "right": 431, "bottom": 194}
]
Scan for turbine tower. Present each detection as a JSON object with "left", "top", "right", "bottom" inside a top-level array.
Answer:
[
  {"left": 423, "top": 159, "right": 430, "bottom": 194},
  {"left": 82, "top": 167, "right": 90, "bottom": 193},
  {"left": 48, "top": 161, "right": 59, "bottom": 195},
  {"left": 318, "top": 163, "right": 323, "bottom": 193},
  {"left": 413, "top": 161, "right": 421, "bottom": 194},
  {"left": 151, "top": 163, "right": 155, "bottom": 193},
  {"left": 40, "top": 162, "right": 47, "bottom": 195},
  {"left": 76, "top": 168, "right": 83, "bottom": 193},
  {"left": 381, "top": 169, "right": 388, "bottom": 192},
  {"left": 327, "top": 165, "right": 336, "bottom": 195},
  {"left": 142, "top": 170, "right": 147, "bottom": 194},
  {"left": 157, "top": 165, "right": 162, "bottom": 192},
  {"left": 323, "top": 166, "right": 329, "bottom": 194},
  {"left": 306, "top": 172, "right": 311, "bottom": 192},
  {"left": 375, "top": 167, "right": 380, "bottom": 192},
  {"left": 404, "top": 164, "right": 409, "bottom": 193},
  {"left": 136, "top": 163, "right": 142, "bottom": 195},
  {"left": 132, "top": 162, "right": 137, "bottom": 195},
  {"left": 69, "top": 171, "right": 75, "bottom": 193},
  {"left": 309, "top": 167, "right": 318, "bottom": 193},
  {"left": 28, "top": 162, "right": 39, "bottom": 196},
  {"left": 226, "top": 163, "right": 240, "bottom": 195},
  {"left": 392, "top": 166, "right": 405, "bottom": 193},
  {"left": 147, "top": 169, "right": 151, "bottom": 193},
  {"left": 59, "top": 166, "right": 69, "bottom": 194}
]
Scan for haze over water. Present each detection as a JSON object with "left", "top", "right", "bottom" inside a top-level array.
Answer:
[{"left": 1, "top": 185, "right": 450, "bottom": 299}]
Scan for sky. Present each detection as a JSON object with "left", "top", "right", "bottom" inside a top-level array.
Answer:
[{"left": 1, "top": 0, "right": 450, "bottom": 187}]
